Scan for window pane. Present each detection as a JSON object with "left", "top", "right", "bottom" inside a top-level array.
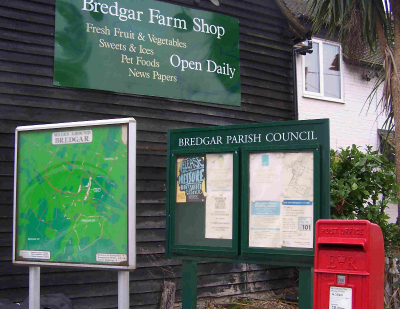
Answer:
[
  {"left": 304, "top": 42, "right": 320, "bottom": 93},
  {"left": 323, "top": 43, "right": 341, "bottom": 99}
]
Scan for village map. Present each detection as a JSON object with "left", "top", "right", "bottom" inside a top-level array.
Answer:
[{"left": 15, "top": 124, "right": 129, "bottom": 265}]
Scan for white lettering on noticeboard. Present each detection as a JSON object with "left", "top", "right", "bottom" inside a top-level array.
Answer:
[{"left": 178, "top": 131, "right": 318, "bottom": 147}]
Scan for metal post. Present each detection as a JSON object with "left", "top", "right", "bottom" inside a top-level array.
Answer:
[
  {"left": 299, "top": 267, "right": 313, "bottom": 309},
  {"left": 181, "top": 260, "right": 197, "bottom": 309},
  {"left": 118, "top": 271, "right": 130, "bottom": 309},
  {"left": 29, "top": 266, "right": 40, "bottom": 309}
]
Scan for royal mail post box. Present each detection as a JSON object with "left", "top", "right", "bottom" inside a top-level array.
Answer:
[{"left": 314, "top": 220, "right": 384, "bottom": 309}]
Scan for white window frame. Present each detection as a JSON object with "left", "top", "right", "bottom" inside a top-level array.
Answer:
[{"left": 302, "top": 39, "right": 344, "bottom": 103}]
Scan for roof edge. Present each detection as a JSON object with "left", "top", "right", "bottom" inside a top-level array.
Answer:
[{"left": 274, "top": 0, "right": 309, "bottom": 41}]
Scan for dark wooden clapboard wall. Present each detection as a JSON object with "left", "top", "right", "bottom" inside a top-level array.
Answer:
[{"left": 0, "top": 0, "right": 297, "bottom": 307}]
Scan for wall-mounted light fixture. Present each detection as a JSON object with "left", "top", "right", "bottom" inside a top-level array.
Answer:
[
  {"left": 194, "top": 0, "right": 222, "bottom": 6},
  {"left": 364, "top": 70, "right": 378, "bottom": 81},
  {"left": 210, "top": 0, "right": 221, "bottom": 6}
]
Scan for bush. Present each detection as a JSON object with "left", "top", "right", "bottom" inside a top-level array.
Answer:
[{"left": 330, "top": 145, "right": 400, "bottom": 253}]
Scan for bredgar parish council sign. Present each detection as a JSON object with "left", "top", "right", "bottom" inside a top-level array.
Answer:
[{"left": 54, "top": 0, "right": 240, "bottom": 106}]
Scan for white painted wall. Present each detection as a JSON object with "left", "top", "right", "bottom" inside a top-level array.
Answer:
[
  {"left": 296, "top": 44, "right": 386, "bottom": 151},
  {"left": 296, "top": 40, "right": 398, "bottom": 222}
]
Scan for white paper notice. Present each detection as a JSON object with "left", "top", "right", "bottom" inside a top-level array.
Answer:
[
  {"left": 249, "top": 153, "right": 284, "bottom": 201},
  {"left": 281, "top": 199, "right": 313, "bottom": 248},
  {"left": 329, "top": 287, "right": 352, "bottom": 309},
  {"left": 249, "top": 153, "right": 283, "bottom": 247},
  {"left": 96, "top": 253, "right": 127, "bottom": 263},
  {"left": 249, "top": 201, "right": 282, "bottom": 247},
  {"left": 19, "top": 250, "right": 50, "bottom": 260},
  {"left": 248, "top": 152, "right": 314, "bottom": 249},
  {"left": 205, "top": 153, "right": 233, "bottom": 239}
]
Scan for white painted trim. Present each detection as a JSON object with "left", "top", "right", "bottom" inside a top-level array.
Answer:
[
  {"left": 302, "top": 39, "right": 344, "bottom": 103},
  {"left": 128, "top": 121, "right": 137, "bottom": 269},
  {"left": 303, "top": 94, "right": 345, "bottom": 104},
  {"left": 13, "top": 260, "right": 137, "bottom": 270},
  {"left": 15, "top": 118, "right": 136, "bottom": 132},
  {"left": 12, "top": 130, "right": 18, "bottom": 263}
]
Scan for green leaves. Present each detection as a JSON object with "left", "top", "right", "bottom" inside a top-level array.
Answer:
[
  {"left": 330, "top": 145, "right": 400, "bottom": 253},
  {"left": 306, "top": 0, "right": 389, "bottom": 52}
]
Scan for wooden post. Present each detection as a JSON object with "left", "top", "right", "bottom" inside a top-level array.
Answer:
[
  {"left": 181, "top": 260, "right": 197, "bottom": 309},
  {"left": 159, "top": 281, "right": 176, "bottom": 309}
]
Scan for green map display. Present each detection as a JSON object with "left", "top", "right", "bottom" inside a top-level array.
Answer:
[{"left": 15, "top": 124, "right": 129, "bottom": 266}]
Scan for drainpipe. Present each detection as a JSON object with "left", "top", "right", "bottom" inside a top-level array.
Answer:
[{"left": 293, "top": 40, "right": 313, "bottom": 120}]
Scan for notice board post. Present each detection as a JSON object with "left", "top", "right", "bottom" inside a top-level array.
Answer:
[
  {"left": 166, "top": 119, "right": 330, "bottom": 309},
  {"left": 13, "top": 118, "right": 137, "bottom": 308},
  {"left": 182, "top": 260, "right": 198, "bottom": 309}
]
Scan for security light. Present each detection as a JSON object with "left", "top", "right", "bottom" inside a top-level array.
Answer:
[{"left": 210, "top": 0, "right": 221, "bottom": 6}]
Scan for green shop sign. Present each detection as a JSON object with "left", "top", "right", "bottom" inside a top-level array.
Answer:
[{"left": 54, "top": 0, "right": 240, "bottom": 106}]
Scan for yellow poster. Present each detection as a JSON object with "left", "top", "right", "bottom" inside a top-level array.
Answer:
[{"left": 176, "top": 156, "right": 205, "bottom": 203}]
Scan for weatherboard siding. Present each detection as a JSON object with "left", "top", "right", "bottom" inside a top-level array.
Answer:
[{"left": 0, "top": 0, "right": 297, "bottom": 307}]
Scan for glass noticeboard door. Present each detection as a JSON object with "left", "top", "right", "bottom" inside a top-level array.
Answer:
[
  {"left": 241, "top": 146, "right": 321, "bottom": 257},
  {"left": 170, "top": 151, "right": 239, "bottom": 256}
]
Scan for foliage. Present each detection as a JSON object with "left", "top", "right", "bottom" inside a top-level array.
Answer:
[
  {"left": 330, "top": 145, "right": 400, "bottom": 253},
  {"left": 308, "top": 0, "right": 391, "bottom": 52},
  {"left": 307, "top": 0, "right": 397, "bottom": 129}
]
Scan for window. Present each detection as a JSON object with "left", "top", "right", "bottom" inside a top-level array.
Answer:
[{"left": 303, "top": 40, "right": 343, "bottom": 102}]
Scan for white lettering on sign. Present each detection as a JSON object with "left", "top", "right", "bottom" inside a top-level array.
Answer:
[
  {"left": 207, "top": 60, "right": 236, "bottom": 79},
  {"left": 52, "top": 130, "right": 93, "bottom": 145},
  {"left": 170, "top": 54, "right": 202, "bottom": 72},
  {"left": 82, "top": 0, "right": 144, "bottom": 22},
  {"left": 81, "top": 1, "right": 226, "bottom": 39},
  {"left": 193, "top": 18, "right": 225, "bottom": 39},
  {"left": 227, "top": 134, "right": 261, "bottom": 144},
  {"left": 179, "top": 136, "right": 223, "bottom": 147},
  {"left": 169, "top": 55, "right": 237, "bottom": 78},
  {"left": 177, "top": 131, "right": 318, "bottom": 147},
  {"left": 148, "top": 9, "right": 187, "bottom": 30},
  {"left": 265, "top": 131, "right": 317, "bottom": 142}
]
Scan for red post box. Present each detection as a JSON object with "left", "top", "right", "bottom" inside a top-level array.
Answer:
[{"left": 313, "top": 220, "right": 384, "bottom": 309}]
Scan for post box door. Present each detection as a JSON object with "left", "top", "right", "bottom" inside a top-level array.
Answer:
[{"left": 314, "top": 273, "right": 368, "bottom": 309}]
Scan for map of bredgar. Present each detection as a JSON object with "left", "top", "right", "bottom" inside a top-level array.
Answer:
[{"left": 15, "top": 124, "right": 129, "bottom": 265}]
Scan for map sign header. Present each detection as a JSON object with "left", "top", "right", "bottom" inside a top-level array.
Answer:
[{"left": 54, "top": 0, "right": 240, "bottom": 106}]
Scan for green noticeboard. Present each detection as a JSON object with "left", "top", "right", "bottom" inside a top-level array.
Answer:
[
  {"left": 13, "top": 118, "right": 136, "bottom": 270},
  {"left": 54, "top": 0, "right": 240, "bottom": 106},
  {"left": 166, "top": 119, "right": 330, "bottom": 267}
]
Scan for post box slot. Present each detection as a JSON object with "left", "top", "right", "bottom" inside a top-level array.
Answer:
[
  {"left": 317, "top": 237, "right": 366, "bottom": 249},
  {"left": 318, "top": 243, "right": 365, "bottom": 250}
]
